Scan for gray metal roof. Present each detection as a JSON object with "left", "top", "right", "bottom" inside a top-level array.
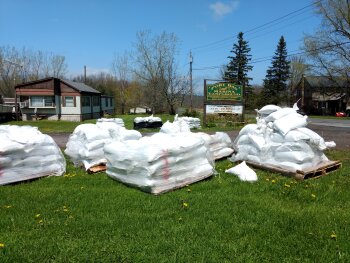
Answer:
[
  {"left": 305, "top": 76, "right": 349, "bottom": 88},
  {"left": 62, "top": 79, "right": 101, "bottom": 94}
]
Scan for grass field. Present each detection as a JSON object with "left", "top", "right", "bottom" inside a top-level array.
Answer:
[{"left": 0, "top": 149, "right": 349, "bottom": 262}]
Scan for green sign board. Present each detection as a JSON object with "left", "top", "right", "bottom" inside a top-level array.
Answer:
[{"left": 206, "top": 82, "right": 242, "bottom": 101}]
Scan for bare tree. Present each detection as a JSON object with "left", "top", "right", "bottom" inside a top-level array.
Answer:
[
  {"left": 289, "top": 56, "right": 310, "bottom": 101},
  {"left": 0, "top": 46, "right": 69, "bottom": 97},
  {"left": 111, "top": 52, "right": 131, "bottom": 114},
  {"left": 303, "top": 0, "right": 350, "bottom": 99},
  {"left": 133, "top": 31, "right": 188, "bottom": 114}
]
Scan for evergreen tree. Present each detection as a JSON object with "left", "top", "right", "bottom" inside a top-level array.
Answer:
[
  {"left": 224, "top": 32, "right": 253, "bottom": 109},
  {"left": 262, "top": 36, "right": 290, "bottom": 105}
]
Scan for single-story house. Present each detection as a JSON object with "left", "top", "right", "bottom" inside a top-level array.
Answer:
[
  {"left": 294, "top": 76, "right": 350, "bottom": 115},
  {"left": 15, "top": 77, "right": 115, "bottom": 121}
]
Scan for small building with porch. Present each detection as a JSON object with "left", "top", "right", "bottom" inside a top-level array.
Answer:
[
  {"left": 294, "top": 76, "right": 350, "bottom": 116},
  {"left": 15, "top": 77, "right": 115, "bottom": 121}
]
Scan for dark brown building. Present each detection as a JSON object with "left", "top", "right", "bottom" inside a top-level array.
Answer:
[{"left": 294, "top": 76, "right": 350, "bottom": 116}]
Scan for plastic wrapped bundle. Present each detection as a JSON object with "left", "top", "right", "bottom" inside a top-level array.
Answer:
[
  {"left": 231, "top": 104, "right": 335, "bottom": 172},
  {"left": 192, "top": 132, "right": 234, "bottom": 161},
  {"left": 133, "top": 115, "right": 163, "bottom": 129},
  {"left": 104, "top": 133, "right": 215, "bottom": 194},
  {"left": 0, "top": 125, "right": 66, "bottom": 185},
  {"left": 174, "top": 115, "right": 201, "bottom": 129},
  {"left": 65, "top": 123, "right": 141, "bottom": 170}
]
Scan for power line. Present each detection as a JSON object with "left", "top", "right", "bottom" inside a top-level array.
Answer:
[
  {"left": 191, "top": 1, "right": 320, "bottom": 51},
  {"left": 193, "top": 41, "right": 350, "bottom": 70}
]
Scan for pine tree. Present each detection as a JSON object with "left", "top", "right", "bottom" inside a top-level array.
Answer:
[
  {"left": 224, "top": 32, "right": 253, "bottom": 109},
  {"left": 224, "top": 32, "right": 253, "bottom": 87},
  {"left": 262, "top": 36, "right": 290, "bottom": 105}
]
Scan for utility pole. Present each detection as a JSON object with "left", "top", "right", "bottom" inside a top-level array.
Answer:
[
  {"left": 189, "top": 51, "right": 193, "bottom": 112},
  {"left": 84, "top": 65, "right": 87, "bottom": 83}
]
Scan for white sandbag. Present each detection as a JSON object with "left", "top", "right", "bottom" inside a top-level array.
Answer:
[
  {"left": 296, "top": 127, "right": 327, "bottom": 150},
  {"left": 284, "top": 129, "right": 310, "bottom": 142},
  {"left": 238, "top": 124, "right": 258, "bottom": 136},
  {"left": 258, "top": 105, "right": 281, "bottom": 115},
  {"left": 273, "top": 113, "right": 308, "bottom": 136},
  {"left": 225, "top": 161, "right": 257, "bottom": 182},
  {"left": 265, "top": 107, "right": 296, "bottom": 122},
  {"left": 160, "top": 120, "right": 181, "bottom": 134},
  {"left": 325, "top": 141, "right": 336, "bottom": 148}
]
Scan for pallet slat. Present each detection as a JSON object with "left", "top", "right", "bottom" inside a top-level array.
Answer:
[
  {"left": 246, "top": 160, "right": 342, "bottom": 180},
  {"left": 87, "top": 165, "right": 107, "bottom": 174}
]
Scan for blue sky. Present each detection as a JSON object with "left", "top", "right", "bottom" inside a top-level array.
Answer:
[{"left": 0, "top": 0, "right": 321, "bottom": 93}]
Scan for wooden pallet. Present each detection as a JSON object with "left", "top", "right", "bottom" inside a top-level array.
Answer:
[
  {"left": 87, "top": 164, "right": 107, "bottom": 174},
  {"left": 246, "top": 160, "right": 342, "bottom": 180}
]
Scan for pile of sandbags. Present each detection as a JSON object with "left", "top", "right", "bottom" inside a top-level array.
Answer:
[
  {"left": 65, "top": 123, "right": 141, "bottom": 170},
  {"left": 231, "top": 104, "right": 335, "bottom": 172},
  {"left": 160, "top": 120, "right": 234, "bottom": 160},
  {"left": 133, "top": 115, "right": 163, "bottom": 129},
  {"left": 175, "top": 115, "right": 201, "bottom": 129},
  {"left": 194, "top": 132, "right": 234, "bottom": 160},
  {"left": 97, "top": 118, "right": 124, "bottom": 127},
  {"left": 0, "top": 125, "right": 66, "bottom": 185},
  {"left": 104, "top": 133, "right": 215, "bottom": 194}
]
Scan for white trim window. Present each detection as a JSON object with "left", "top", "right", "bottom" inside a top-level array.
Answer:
[
  {"left": 30, "top": 96, "right": 55, "bottom": 108},
  {"left": 63, "top": 96, "right": 75, "bottom": 107}
]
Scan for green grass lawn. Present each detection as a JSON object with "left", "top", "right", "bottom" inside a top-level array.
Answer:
[{"left": 0, "top": 150, "right": 349, "bottom": 262}]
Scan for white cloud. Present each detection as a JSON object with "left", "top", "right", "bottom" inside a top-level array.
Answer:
[{"left": 209, "top": 1, "right": 239, "bottom": 19}]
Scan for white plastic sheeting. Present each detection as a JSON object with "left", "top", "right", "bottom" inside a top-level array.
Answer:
[
  {"left": 65, "top": 123, "right": 141, "bottom": 170},
  {"left": 0, "top": 125, "right": 66, "bottom": 185},
  {"left": 231, "top": 104, "right": 336, "bottom": 172},
  {"left": 104, "top": 133, "right": 215, "bottom": 194},
  {"left": 225, "top": 161, "right": 258, "bottom": 182}
]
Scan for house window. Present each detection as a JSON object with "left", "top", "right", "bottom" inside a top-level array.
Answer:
[
  {"left": 93, "top": 96, "right": 100, "bottom": 107},
  {"left": 30, "top": 96, "right": 55, "bottom": 107},
  {"left": 82, "top": 96, "right": 90, "bottom": 107},
  {"left": 105, "top": 98, "right": 108, "bottom": 107},
  {"left": 63, "top": 96, "right": 75, "bottom": 107}
]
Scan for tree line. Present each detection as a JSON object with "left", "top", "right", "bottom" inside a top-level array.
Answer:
[
  {"left": 1, "top": 0, "right": 348, "bottom": 114},
  {"left": 223, "top": 0, "right": 350, "bottom": 110}
]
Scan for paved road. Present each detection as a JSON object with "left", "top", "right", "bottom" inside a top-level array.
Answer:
[{"left": 308, "top": 117, "right": 350, "bottom": 128}]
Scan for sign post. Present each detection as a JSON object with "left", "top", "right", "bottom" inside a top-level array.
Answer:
[{"left": 203, "top": 79, "right": 244, "bottom": 126}]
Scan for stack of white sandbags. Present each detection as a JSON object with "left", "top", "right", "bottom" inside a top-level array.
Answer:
[
  {"left": 231, "top": 104, "right": 335, "bottom": 172},
  {"left": 65, "top": 123, "right": 141, "bottom": 170},
  {"left": 0, "top": 125, "right": 66, "bottom": 185},
  {"left": 160, "top": 120, "right": 234, "bottom": 160},
  {"left": 97, "top": 118, "right": 125, "bottom": 127},
  {"left": 175, "top": 115, "right": 201, "bottom": 129},
  {"left": 197, "top": 132, "right": 234, "bottom": 160},
  {"left": 104, "top": 133, "right": 215, "bottom": 194},
  {"left": 134, "top": 114, "right": 163, "bottom": 129}
]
